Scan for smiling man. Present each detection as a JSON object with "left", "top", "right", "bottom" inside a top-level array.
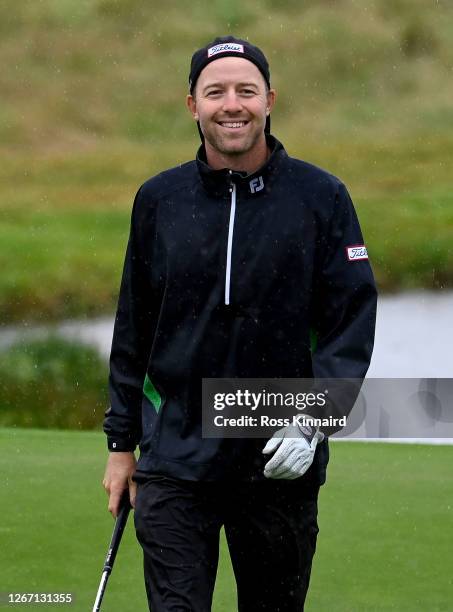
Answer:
[
  {"left": 186, "top": 53, "right": 275, "bottom": 170},
  {"left": 103, "top": 36, "right": 377, "bottom": 611}
]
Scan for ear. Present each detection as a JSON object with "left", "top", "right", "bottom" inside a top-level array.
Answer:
[
  {"left": 266, "top": 88, "right": 276, "bottom": 115},
  {"left": 186, "top": 94, "right": 199, "bottom": 120}
]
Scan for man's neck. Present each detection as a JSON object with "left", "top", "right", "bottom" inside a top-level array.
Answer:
[{"left": 205, "top": 137, "right": 270, "bottom": 174}]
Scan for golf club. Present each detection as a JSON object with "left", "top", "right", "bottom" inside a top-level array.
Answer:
[{"left": 92, "top": 490, "right": 132, "bottom": 612}]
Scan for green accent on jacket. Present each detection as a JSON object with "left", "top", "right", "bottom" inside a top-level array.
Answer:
[{"left": 143, "top": 373, "right": 162, "bottom": 413}]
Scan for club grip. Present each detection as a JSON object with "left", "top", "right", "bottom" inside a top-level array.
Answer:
[
  {"left": 93, "top": 490, "right": 132, "bottom": 611},
  {"left": 102, "top": 490, "right": 132, "bottom": 574}
]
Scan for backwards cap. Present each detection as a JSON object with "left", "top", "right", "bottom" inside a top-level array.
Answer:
[{"left": 189, "top": 35, "right": 271, "bottom": 94}]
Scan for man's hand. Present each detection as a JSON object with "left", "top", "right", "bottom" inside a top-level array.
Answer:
[
  {"left": 262, "top": 421, "right": 324, "bottom": 480},
  {"left": 103, "top": 452, "right": 137, "bottom": 517}
]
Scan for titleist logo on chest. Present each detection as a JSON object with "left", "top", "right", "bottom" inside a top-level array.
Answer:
[
  {"left": 207, "top": 43, "right": 244, "bottom": 57},
  {"left": 346, "top": 245, "right": 368, "bottom": 261}
]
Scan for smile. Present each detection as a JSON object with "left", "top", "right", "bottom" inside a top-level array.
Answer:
[{"left": 218, "top": 121, "right": 249, "bottom": 129}]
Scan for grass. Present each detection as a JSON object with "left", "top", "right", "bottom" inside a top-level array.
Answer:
[
  {"left": 0, "top": 337, "right": 108, "bottom": 429},
  {"left": 1, "top": 0, "right": 453, "bottom": 322},
  {"left": 0, "top": 428, "right": 452, "bottom": 611},
  {"left": 0, "top": 206, "right": 128, "bottom": 321}
]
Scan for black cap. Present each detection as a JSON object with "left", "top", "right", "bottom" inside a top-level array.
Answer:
[
  {"left": 189, "top": 36, "right": 272, "bottom": 139},
  {"left": 189, "top": 36, "right": 271, "bottom": 94}
]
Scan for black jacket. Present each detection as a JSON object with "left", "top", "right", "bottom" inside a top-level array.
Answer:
[{"left": 104, "top": 135, "right": 377, "bottom": 482}]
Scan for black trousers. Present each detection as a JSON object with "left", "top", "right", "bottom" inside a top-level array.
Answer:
[{"left": 134, "top": 475, "right": 320, "bottom": 612}]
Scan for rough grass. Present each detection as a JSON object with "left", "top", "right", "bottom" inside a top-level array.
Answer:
[
  {"left": 0, "top": 429, "right": 452, "bottom": 611},
  {"left": 0, "top": 337, "right": 108, "bottom": 429},
  {"left": 1, "top": 0, "right": 453, "bottom": 322}
]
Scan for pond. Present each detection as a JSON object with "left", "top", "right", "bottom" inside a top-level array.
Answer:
[{"left": 1, "top": 290, "right": 451, "bottom": 378}]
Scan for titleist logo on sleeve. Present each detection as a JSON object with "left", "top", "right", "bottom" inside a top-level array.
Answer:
[{"left": 346, "top": 245, "right": 368, "bottom": 261}]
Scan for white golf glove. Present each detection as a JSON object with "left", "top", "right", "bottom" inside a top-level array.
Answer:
[{"left": 262, "top": 419, "right": 325, "bottom": 480}]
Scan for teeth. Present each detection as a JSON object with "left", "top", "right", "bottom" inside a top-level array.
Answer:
[{"left": 220, "top": 122, "right": 246, "bottom": 128}]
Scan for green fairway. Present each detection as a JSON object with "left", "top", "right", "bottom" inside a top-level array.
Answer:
[{"left": 0, "top": 428, "right": 452, "bottom": 611}]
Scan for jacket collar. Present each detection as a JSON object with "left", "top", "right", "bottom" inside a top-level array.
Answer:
[{"left": 196, "top": 134, "right": 287, "bottom": 198}]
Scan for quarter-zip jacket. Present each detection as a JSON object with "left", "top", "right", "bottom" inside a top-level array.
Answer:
[{"left": 104, "top": 135, "right": 377, "bottom": 483}]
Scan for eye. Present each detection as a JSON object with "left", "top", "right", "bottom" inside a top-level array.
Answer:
[
  {"left": 206, "top": 89, "right": 222, "bottom": 97},
  {"left": 240, "top": 88, "right": 257, "bottom": 96}
]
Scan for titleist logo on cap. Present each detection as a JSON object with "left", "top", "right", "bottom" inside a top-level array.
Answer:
[{"left": 207, "top": 43, "right": 244, "bottom": 58}]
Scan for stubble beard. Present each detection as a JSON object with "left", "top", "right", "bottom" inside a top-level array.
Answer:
[{"left": 203, "top": 120, "right": 265, "bottom": 159}]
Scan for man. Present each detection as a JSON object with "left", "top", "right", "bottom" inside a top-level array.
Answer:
[{"left": 103, "top": 36, "right": 377, "bottom": 611}]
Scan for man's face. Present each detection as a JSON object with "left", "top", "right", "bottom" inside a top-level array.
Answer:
[{"left": 187, "top": 57, "right": 275, "bottom": 160}]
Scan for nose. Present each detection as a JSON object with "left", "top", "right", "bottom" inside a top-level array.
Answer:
[{"left": 222, "top": 89, "right": 243, "bottom": 113}]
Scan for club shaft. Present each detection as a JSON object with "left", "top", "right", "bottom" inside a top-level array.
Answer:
[
  {"left": 93, "top": 492, "right": 132, "bottom": 611},
  {"left": 93, "top": 570, "right": 109, "bottom": 612}
]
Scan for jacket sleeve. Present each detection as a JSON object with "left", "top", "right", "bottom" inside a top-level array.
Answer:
[
  {"left": 311, "top": 181, "right": 377, "bottom": 381},
  {"left": 103, "top": 186, "right": 155, "bottom": 451}
]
